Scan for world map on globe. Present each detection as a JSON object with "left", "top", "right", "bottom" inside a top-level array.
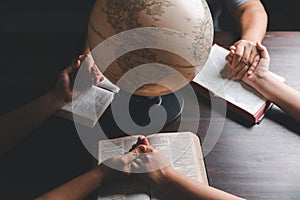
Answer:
[{"left": 87, "top": 0, "right": 213, "bottom": 96}]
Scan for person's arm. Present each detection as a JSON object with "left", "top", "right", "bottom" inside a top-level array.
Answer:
[
  {"left": 36, "top": 151, "right": 138, "bottom": 200},
  {"left": 151, "top": 168, "right": 245, "bottom": 200},
  {"left": 0, "top": 56, "right": 103, "bottom": 155},
  {"left": 251, "top": 72, "right": 300, "bottom": 122},
  {"left": 0, "top": 92, "right": 65, "bottom": 154},
  {"left": 233, "top": 0, "right": 268, "bottom": 43},
  {"left": 227, "top": 0, "right": 268, "bottom": 80},
  {"left": 0, "top": 62, "right": 79, "bottom": 155},
  {"left": 36, "top": 166, "right": 106, "bottom": 200},
  {"left": 132, "top": 138, "right": 245, "bottom": 200},
  {"left": 243, "top": 43, "right": 300, "bottom": 122}
]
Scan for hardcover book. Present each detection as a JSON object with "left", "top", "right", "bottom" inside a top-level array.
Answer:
[
  {"left": 97, "top": 131, "right": 208, "bottom": 200},
  {"left": 192, "top": 44, "right": 285, "bottom": 124}
]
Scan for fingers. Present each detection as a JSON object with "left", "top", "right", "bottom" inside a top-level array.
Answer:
[
  {"left": 225, "top": 47, "right": 235, "bottom": 67},
  {"left": 256, "top": 42, "right": 270, "bottom": 60},
  {"left": 231, "top": 44, "right": 243, "bottom": 69},
  {"left": 229, "top": 40, "right": 260, "bottom": 80},
  {"left": 130, "top": 151, "right": 171, "bottom": 174},
  {"left": 92, "top": 62, "right": 104, "bottom": 84},
  {"left": 129, "top": 137, "right": 145, "bottom": 152},
  {"left": 247, "top": 48, "right": 258, "bottom": 69},
  {"left": 129, "top": 136, "right": 157, "bottom": 155},
  {"left": 138, "top": 145, "right": 147, "bottom": 153},
  {"left": 64, "top": 59, "right": 80, "bottom": 74},
  {"left": 65, "top": 54, "right": 89, "bottom": 75},
  {"left": 141, "top": 137, "right": 150, "bottom": 146},
  {"left": 123, "top": 151, "right": 139, "bottom": 163},
  {"left": 83, "top": 54, "right": 104, "bottom": 85},
  {"left": 130, "top": 144, "right": 155, "bottom": 153},
  {"left": 138, "top": 144, "right": 155, "bottom": 153},
  {"left": 247, "top": 54, "right": 260, "bottom": 76},
  {"left": 233, "top": 64, "right": 249, "bottom": 81}
]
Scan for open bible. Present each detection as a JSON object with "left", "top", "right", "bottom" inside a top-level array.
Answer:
[
  {"left": 97, "top": 131, "right": 208, "bottom": 200},
  {"left": 56, "top": 55, "right": 120, "bottom": 127},
  {"left": 192, "top": 44, "right": 285, "bottom": 124}
]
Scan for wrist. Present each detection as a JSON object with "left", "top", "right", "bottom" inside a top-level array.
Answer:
[
  {"left": 46, "top": 89, "right": 69, "bottom": 109},
  {"left": 92, "top": 165, "right": 109, "bottom": 186},
  {"left": 148, "top": 166, "right": 177, "bottom": 186},
  {"left": 247, "top": 71, "right": 272, "bottom": 89},
  {"left": 95, "top": 163, "right": 114, "bottom": 183},
  {"left": 240, "top": 33, "right": 264, "bottom": 44}
]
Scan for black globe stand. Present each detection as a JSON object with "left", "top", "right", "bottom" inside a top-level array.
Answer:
[{"left": 99, "top": 90, "right": 184, "bottom": 139}]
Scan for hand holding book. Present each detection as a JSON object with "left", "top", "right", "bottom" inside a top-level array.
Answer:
[
  {"left": 56, "top": 54, "right": 120, "bottom": 127},
  {"left": 69, "top": 54, "right": 104, "bottom": 95}
]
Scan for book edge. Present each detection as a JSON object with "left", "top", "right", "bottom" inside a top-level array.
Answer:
[{"left": 56, "top": 86, "right": 115, "bottom": 128}]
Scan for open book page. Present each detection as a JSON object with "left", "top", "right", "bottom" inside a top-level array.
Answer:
[
  {"left": 58, "top": 85, "right": 114, "bottom": 127},
  {"left": 223, "top": 72, "right": 285, "bottom": 115},
  {"left": 98, "top": 135, "right": 140, "bottom": 161},
  {"left": 97, "top": 178, "right": 150, "bottom": 200},
  {"left": 97, "top": 76, "right": 120, "bottom": 93},
  {"left": 193, "top": 44, "right": 230, "bottom": 93},
  {"left": 146, "top": 132, "right": 207, "bottom": 184},
  {"left": 193, "top": 44, "right": 285, "bottom": 116},
  {"left": 221, "top": 81, "right": 266, "bottom": 115},
  {"left": 146, "top": 132, "right": 207, "bottom": 200},
  {"left": 97, "top": 132, "right": 207, "bottom": 200}
]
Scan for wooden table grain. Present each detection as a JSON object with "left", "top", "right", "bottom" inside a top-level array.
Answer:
[
  {"left": 0, "top": 32, "right": 300, "bottom": 200},
  {"left": 172, "top": 31, "right": 300, "bottom": 200}
]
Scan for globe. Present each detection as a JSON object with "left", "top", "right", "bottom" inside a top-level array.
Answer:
[{"left": 87, "top": 0, "right": 213, "bottom": 97}]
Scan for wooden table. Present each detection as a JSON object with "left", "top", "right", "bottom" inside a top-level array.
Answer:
[
  {"left": 0, "top": 32, "right": 300, "bottom": 200},
  {"left": 166, "top": 32, "right": 300, "bottom": 200}
]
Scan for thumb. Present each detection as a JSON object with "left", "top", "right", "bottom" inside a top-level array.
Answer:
[
  {"left": 64, "top": 60, "right": 80, "bottom": 74},
  {"left": 256, "top": 42, "right": 270, "bottom": 60},
  {"left": 123, "top": 151, "right": 139, "bottom": 163}
]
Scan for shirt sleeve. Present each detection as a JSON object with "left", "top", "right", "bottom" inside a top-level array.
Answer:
[{"left": 223, "top": 0, "right": 250, "bottom": 11}]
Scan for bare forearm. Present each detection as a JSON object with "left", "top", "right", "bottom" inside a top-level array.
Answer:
[
  {"left": 152, "top": 170, "right": 244, "bottom": 200},
  {"left": 251, "top": 73, "right": 300, "bottom": 122},
  {"left": 36, "top": 167, "right": 104, "bottom": 200},
  {"left": 237, "top": 1, "right": 268, "bottom": 42},
  {"left": 0, "top": 91, "right": 65, "bottom": 154}
]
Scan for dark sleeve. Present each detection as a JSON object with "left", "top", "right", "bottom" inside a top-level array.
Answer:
[{"left": 223, "top": 0, "right": 250, "bottom": 11}]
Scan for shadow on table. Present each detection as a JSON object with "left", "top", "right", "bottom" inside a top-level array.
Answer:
[{"left": 265, "top": 106, "right": 300, "bottom": 135}]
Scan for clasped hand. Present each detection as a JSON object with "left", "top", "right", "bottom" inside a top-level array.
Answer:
[
  {"left": 99, "top": 137, "right": 173, "bottom": 185},
  {"left": 226, "top": 39, "right": 261, "bottom": 81}
]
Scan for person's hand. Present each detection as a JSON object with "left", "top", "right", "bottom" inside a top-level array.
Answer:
[
  {"left": 50, "top": 54, "right": 103, "bottom": 105},
  {"left": 226, "top": 39, "right": 260, "bottom": 81},
  {"left": 130, "top": 137, "right": 175, "bottom": 185},
  {"left": 97, "top": 151, "right": 139, "bottom": 182},
  {"left": 74, "top": 54, "right": 103, "bottom": 92},
  {"left": 242, "top": 42, "right": 270, "bottom": 86}
]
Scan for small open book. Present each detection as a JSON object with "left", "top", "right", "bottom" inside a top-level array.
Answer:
[
  {"left": 193, "top": 44, "right": 285, "bottom": 124},
  {"left": 97, "top": 131, "right": 208, "bottom": 200},
  {"left": 56, "top": 55, "right": 120, "bottom": 127}
]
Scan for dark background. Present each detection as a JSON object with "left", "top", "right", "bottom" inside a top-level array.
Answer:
[
  {"left": 220, "top": 0, "right": 300, "bottom": 31},
  {"left": 0, "top": 0, "right": 299, "bottom": 199},
  {"left": 1, "top": 0, "right": 300, "bottom": 32}
]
